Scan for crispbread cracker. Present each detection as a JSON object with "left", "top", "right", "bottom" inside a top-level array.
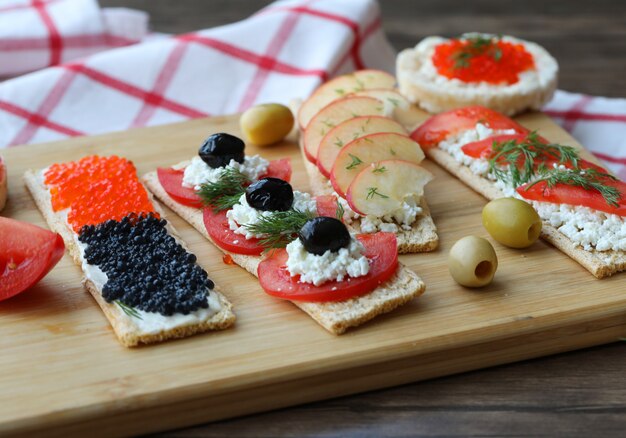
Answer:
[
  {"left": 301, "top": 149, "right": 439, "bottom": 253},
  {"left": 24, "top": 169, "right": 235, "bottom": 347},
  {"left": 425, "top": 148, "right": 626, "bottom": 278},
  {"left": 143, "top": 169, "right": 426, "bottom": 334}
]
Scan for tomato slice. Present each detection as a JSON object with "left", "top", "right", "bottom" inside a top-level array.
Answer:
[
  {"left": 0, "top": 217, "right": 65, "bottom": 301},
  {"left": 202, "top": 208, "right": 264, "bottom": 255},
  {"left": 158, "top": 158, "right": 293, "bottom": 209},
  {"left": 315, "top": 194, "right": 340, "bottom": 218},
  {"left": 257, "top": 232, "right": 399, "bottom": 302},
  {"left": 517, "top": 178, "right": 626, "bottom": 216},
  {"left": 411, "top": 106, "right": 528, "bottom": 148}
]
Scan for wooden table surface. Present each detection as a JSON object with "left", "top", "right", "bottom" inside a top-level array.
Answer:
[{"left": 98, "top": 1, "right": 626, "bottom": 436}]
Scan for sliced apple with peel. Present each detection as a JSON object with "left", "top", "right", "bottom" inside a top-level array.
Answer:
[
  {"left": 346, "top": 160, "right": 434, "bottom": 217},
  {"left": 297, "top": 69, "right": 396, "bottom": 129},
  {"left": 303, "top": 96, "right": 385, "bottom": 163},
  {"left": 330, "top": 132, "right": 425, "bottom": 198},
  {"left": 353, "top": 88, "right": 425, "bottom": 130},
  {"left": 316, "top": 116, "right": 407, "bottom": 178}
]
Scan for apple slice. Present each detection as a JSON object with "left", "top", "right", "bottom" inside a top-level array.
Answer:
[
  {"left": 0, "top": 157, "right": 6, "bottom": 213},
  {"left": 298, "top": 70, "right": 396, "bottom": 129},
  {"left": 303, "top": 96, "right": 385, "bottom": 163},
  {"left": 346, "top": 160, "right": 434, "bottom": 217},
  {"left": 353, "top": 88, "right": 424, "bottom": 130},
  {"left": 316, "top": 116, "right": 407, "bottom": 178},
  {"left": 330, "top": 132, "right": 425, "bottom": 198}
]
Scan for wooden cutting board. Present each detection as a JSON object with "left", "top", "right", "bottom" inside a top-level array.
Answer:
[{"left": 1, "top": 111, "right": 625, "bottom": 437}]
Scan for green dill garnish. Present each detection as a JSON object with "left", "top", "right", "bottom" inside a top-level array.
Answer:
[
  {"left": 373, "top": 164, "right": 387, "bottom": 173},
  {"left": 353, "top": 78, "right": 365, "bottom": 92},
  {"left": 362, "top": 137, "right": 374, "bottom": 144},
  {"left": 526, "top": 167, "right": 621, "bottom": 208},
  {"left": 335, "top": 88, "right": 345, "bottom": 95},
  {"left": 197, "top": 167, "right": 250, "bottom": 212},
  {"left": 346, "top": 154, "right": 363, "bottom": 170},
  {"left": 336, "top": 200, "right": 345, "bottom": 220},
  {"left": 244, "top": 208, "right": 316, "bottom": 250},
  {"left": 390, "top": 148, "right": 396, "bottom": 156},
  {"left": 366, "top": 187, "right": 389, "bottom": 200},
  {"left": 321, "top": 119, "right": 335, "bottom": 129},
  {"left": 452, "top": 34, "right": 502, "bottom": 69},
  {"left": 488, "top": 132, "right": 580, "bottom": 187},
  {"left": 387, "top": 97, "right": 400, "bottom": 107},
  {"left": 116, "top": 300, "right": 142, "bottom": 320},
  {"left": 334, "top": 138, "right": 344, "bottom": 148}
]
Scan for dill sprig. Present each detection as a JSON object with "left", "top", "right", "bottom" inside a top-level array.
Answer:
[
  {"left": 525, "top": 167, "right": 621, "bottom": 207},
  {"left": 197, "top": 167, "right": 250, "bottom": 212},
  {"left": 452, "top": 34, "right": 502, "bottom": 69},
  {"left": 116, "top": 300, "right": 142, "bottom": 320},
  {"left": 336, "top": 199, "right": 345, "bottom": 220},
  {"left": 244, "top": 208, "right": 317, "bottom": 250},
  {"left": 488, "top": 132, "right": 580, "bottom": 187}
]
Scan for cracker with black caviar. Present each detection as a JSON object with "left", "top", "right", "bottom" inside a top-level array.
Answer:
[
  {"left": 143, "top": 168, "right": 425, "bottom": 335},
  {"left": 24, "top": 162, "right": 235, "bottom": 348}
]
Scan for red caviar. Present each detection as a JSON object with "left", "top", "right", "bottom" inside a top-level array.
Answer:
[
  {"left": 222, "top": 254, "right": 234, "bottom": 265},
  {"left": 44, "top": 155, "right": 158, "bottom": 232},
  {"left": 432, "top": 38, "right": 535, "bottom": 85}
]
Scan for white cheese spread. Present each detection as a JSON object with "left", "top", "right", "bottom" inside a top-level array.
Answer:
[
  {"left": 227, "top": 191, "right": 317, "bottom": 239},
  {"left": 532, "top": 201, "right": 626, "bottom": 252},
  {"left": 182, "top": 155, "right": 269, "bottom": 190},
  {"left": 336, "top": 192, "right": 423, "bottom": 233},
  {"left": 285, "top": 237, "right": 370, "bottom": 286}
]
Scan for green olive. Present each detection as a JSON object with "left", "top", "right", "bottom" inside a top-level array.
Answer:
[
  {"left": 448, "top": 236, "right": 498, "bottom": 288},
  {"left": 482, "top": 197, "right": 542, "bottom": 248},
  {"left": 240, "top": 103, "right": 294, "bottom": 146}
]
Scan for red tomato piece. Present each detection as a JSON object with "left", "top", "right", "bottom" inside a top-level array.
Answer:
[
  {"left": 158, "top": 159, "right": 293, "bottom": 209},
  {"left": 157, "top": 167, "right": 203, "bottom": 208},
  {"left": 263, "top": 158, "right": 292, "bottom": 182},
  {"left": 202, "top": 207, "right": 264, "bottom": 255},
  {"left": 0, "top": 156, "right": 6, "bottom": 212},
  {"left": 257, "top": 232, "right": 399, "bottom": 302},
  {"left": 315, "top": 194, "right": 340, "bottom": 218},
  {"left": 0, "top": 217, "right": 65, "bottom": 301},
  {"left": 411, "top": 106, "right": 528, "bottom": 148},
  {"left": 517, "top": 178, "right": 626, "bottom": 216}
]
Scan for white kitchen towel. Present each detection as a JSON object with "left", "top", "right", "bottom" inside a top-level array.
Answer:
[
  {"left": 0, "top": 0, "right": 148, "bottom": 77},
  {"left": 0, "top": 0, "right": 624, "bottom": 180}
]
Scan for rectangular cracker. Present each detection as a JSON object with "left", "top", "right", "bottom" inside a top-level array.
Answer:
[
  {"left": 426, "top": 147, "right": 626, "bottom": 278},
  {"left": 142, "top": 169, "right": 426, "bottom": 335},
  {"left": 24, "top": 169, "right": 236, "bottom": 347},
  {"left": 301, "top": 147, "right": 439, "bottom": 253}
]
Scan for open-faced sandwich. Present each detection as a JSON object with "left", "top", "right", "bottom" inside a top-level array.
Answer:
[
  {"left": 295, "top": 69, "right": 439, "bottom": 253},
  {"left": 143, "top": 133, "right": 426, "bottom": 334},
  {"left": 397, "top": 33, "right": 558, "bottom": 115},
  {"left": 412, "top": 105, "right": 626, "bottom": 278},
  {"left": 24, "top": 155, "right": 235, "bottom": 347}
]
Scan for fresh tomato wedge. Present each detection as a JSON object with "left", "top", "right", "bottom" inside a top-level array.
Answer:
[
  {"left": 517, "top": 178, "right": 626, "bottom": 216},
  {"left": 202, "top": 208, "right": 264, "bottom": 255},
  {"left": 411, "top": 106, "right": 528, "bottom": 148},
  {"left": 158, "top": 158, "right": 293, "bottom": 209},
  {"left": 257, "top": 232, "right": 399, "bottom": 302},
  {"left": 0, "top": 217, "right": 65, "bottom": 301}
]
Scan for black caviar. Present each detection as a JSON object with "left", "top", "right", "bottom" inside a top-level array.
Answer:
[{"left": 79, "top": 214, "right": 214, "bottom": 316}]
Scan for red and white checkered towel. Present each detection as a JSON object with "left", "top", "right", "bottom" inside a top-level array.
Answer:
[{"left": 0, "top": 0, "right": 624, "bottom": 180}]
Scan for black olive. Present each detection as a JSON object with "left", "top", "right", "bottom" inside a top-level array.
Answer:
[
  {"left": 245, "top": 177, "right": 293, "bottom": 212},
  {"left": 298, "top": 217, "right": 351, "bottom": 255},
  {"left": 199, "top": 132, "right": 245, "bottom": 168}
]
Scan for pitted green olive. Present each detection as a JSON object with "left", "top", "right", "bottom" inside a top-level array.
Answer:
[
  {"left": 482, "top": 197, "right": 542, "bottom": 248},
  {"left": 448, "top": 236, "right": 498, "bottom": 287},
  {"left": 240, "top": 103, "right": 294, "bottom": 146}
]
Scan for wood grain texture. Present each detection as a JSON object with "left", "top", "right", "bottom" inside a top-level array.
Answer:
[{"left": 1, "top": 111, "right": 626, "bottom": 437}]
